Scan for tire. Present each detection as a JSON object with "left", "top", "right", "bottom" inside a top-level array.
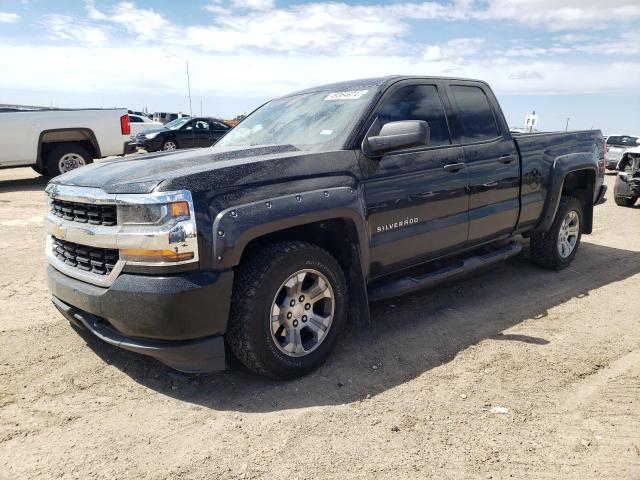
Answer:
[
  {"left": 226, "top": 241, "right": 348, "bottom": 379},
  {"left": 614, "top": 195, "right": 637, "bottom": 207},
  {"left": 46, "top": 144, "right": 92, "bottom": 177},
  {"left": 161, "top": 139, "right": 178, "bottom": 151},
  {"left": 529, "top": 195, "right": 583, "bottom": 270}
]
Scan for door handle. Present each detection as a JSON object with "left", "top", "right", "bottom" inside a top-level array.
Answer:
[
  {"left": 443, "top": 162, "right": 466, "bottom": 172},
  {"left": 497, "top": 155, "right": 516, "bottom": 164},
  {"left": 483, "top": 181, "right": 498, "bottom": 188}
]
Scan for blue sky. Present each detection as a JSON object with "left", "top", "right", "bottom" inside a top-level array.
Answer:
[{"left": 1, "top": 0, "right": 639, "bottom": 134}]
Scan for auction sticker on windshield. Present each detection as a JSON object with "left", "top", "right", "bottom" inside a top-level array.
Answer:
[{"left": 324, "top": 90, "right": 369, "bottom": 101}]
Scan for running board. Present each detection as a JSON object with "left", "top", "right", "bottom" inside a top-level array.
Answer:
[{"left": 367, "top": 241, "right": 523, "bottom": 302}]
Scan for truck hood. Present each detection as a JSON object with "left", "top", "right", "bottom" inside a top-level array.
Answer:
[{"left": 49, "top": 145, "right": 355, "bottom": 194}]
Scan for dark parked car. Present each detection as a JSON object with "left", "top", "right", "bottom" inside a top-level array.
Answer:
[
  {"left": 129, "top": 116, "right": 231, "bottom": 152},
  {"left": 45, "top": 76, "right": 606, "bottom": 379}
]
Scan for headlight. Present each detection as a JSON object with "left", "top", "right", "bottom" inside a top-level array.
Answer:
[
  {"left": 118, "top": 201, "right": 190, "bottom": 226},
  {"left": 115, "top": 191, "right": 199, "bottom": 267},
  {"left": 145, "top": 132, "right": 160, "bottom": 139}
]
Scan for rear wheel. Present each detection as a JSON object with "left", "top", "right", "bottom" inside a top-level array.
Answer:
[
  {"left": 46, "top": 144, "right": 92, "bottom": 177},
  {"left": 529, "top": 195, "right": 583, "bottom": 270},
  {"left": 614, "top": 195, "right": 637, "bottom": 207},
  {"left": 226, "top": 241, "right": 347, "bottom": 379}
]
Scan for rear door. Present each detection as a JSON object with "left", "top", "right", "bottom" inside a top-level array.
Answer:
[
  {"left": 363, "top": 81, "right": 469, "bottom": 277},
  {"left": 211, "top": 121, "right": 231, "bottom": 144},
  {"left": 445, "top": 82, "right": 520, "bottom": 244}
]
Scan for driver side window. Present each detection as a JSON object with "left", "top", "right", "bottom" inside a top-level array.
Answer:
[{"left": 378, "top": 85, "right": 451, "bottom": 147}]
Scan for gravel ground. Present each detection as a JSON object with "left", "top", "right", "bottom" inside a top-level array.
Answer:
[{"left": 0, "top": 166, "right": 638, "bottom": 480}]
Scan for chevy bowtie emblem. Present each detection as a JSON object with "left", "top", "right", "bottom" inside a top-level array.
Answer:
[{"left": 54, "top": 224, "right": 66, "bottom": 239}]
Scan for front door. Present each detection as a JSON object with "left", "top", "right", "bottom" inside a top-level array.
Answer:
[
  {"left": 363, "top": 82, "right": 469, "bottom": 278},
  {"left": 192, "top": 119, "right": 214, "bottom": 147},
  {"left": 175, "top": 120, "right": 196, "bottom": 148},
  {"left": 446, "top": 83, "right": 520, "bottom": 244}
]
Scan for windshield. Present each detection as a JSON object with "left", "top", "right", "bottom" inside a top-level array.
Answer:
[
  {"left": 606, "top": 135, "right": 638, "bottom": 147},
  {"left": 216, "top": 88, "right": 377, "bottom": 151},
  {"left": 164, "top": 118, "right": 190, "bottom": 130}
]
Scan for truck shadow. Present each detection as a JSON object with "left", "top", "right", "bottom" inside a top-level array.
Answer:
[
  {"left": 78, "top": 240, "right": 640, "bottom": 412},
  {"left": 0, "top": 175, "right": 49, "bottom": 193}
]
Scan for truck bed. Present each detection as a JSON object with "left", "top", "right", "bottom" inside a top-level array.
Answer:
[{"left": 513, "top": 129, "right": 605, "bottom": 232}]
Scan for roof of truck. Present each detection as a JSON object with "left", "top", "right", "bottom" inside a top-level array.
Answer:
[{"left": 288, "top": 75, "right": 489, "bottom": 97}]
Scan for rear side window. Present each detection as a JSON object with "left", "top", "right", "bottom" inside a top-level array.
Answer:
[
  {"left": 450, "top": 85, "right": 500, "bottom": 142},
  {"left": 129, "top": 115, "right": 142, "bottom": 123},
  {"left": 606, "top": 135, "right": 638, "bottom": 147},
  {"left": 377, "top": 85, "right": 451, "bottom": 147},
  {"left": 213, "top": 122, "right": 230, "bottom": 131}
]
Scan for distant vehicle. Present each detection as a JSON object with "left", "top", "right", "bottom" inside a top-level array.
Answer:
[
  {"left": 128, "top": 114, "right": 163, "bottom": 136},
  {"left": 614, "top": 146, "right": 640, "bottom": 207},
  {"left": 152, "top": 112, "right": 190, "bottom": 124},
  {"left": 605, "top": 135, "right": 640, "bottom": 170},
  {"left": 129, "top": 116, "right": 231, "bottom": 152},
  {"left": 0, "top": 108, "right": 130, "bottom": 176}
]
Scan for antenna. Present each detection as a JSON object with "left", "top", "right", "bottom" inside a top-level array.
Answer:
[{"left": 186, "top": 60, "right": 193, "bottom": 117}]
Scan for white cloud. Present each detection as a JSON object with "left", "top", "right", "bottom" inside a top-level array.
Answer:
[
  {"left": 0, "top": 12, "right": 20, "bottom": 23},
  {"left": 42, "top": 15, "right": 110, "bottom": 46},
  {"left": 477, "top": 0, "right": 640, "bottom": 30},
  {"left": 85, "top": 0, "right": 107, "bottom": 20},
  {"left": 555, "top": 34, "right": 594, "bottom": 43},
  {"left": 231, "top": 0, "right": 275, "bottom": 11},
  {"left": 423, "top": 38, "right": 485, "bottom": 62}
]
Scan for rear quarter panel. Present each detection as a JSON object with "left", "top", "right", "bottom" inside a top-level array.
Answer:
[{"left": 513, "top": 130, "right": 604, "bottom": 232}]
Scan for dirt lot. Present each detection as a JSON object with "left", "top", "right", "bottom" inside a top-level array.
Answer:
[{"left": 0, "top": 166, "right": 638, "bottom": 479}]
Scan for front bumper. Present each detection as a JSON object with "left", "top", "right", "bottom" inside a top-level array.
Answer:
[
  {"left": 48, "top": 266, "right": 234, "bottom": 372},
  {"left": 129, "top": 136, "right": 162, "bottom": 152},
  {"left": 615, "top": 171, "right": 640, "bottom": 198},
  {"left": 54, "top": 297, "right": 226, "bottom": 373}
]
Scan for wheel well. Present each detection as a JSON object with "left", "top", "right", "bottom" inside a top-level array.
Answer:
[
  {"left": 562, "top": 169, "right": 595, "bottom": 234},
  {"left": 238, "top": 218, "right": 359, "bottom": 275},
  {"left": 38, "top": 129, "right": 99, "bottom": 167}
]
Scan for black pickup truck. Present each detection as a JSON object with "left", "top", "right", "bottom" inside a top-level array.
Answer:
[{"left": 45, "top": 76, "right": 607, "bottom": 379}]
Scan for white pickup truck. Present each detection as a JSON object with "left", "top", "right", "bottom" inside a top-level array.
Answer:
[{"left": 0, "top": 108, "right": 132, "bottom": 176}]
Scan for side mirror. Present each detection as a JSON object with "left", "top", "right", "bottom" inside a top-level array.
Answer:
[{"left": 366, "top": 120, "right": 430, "bottom": 155}]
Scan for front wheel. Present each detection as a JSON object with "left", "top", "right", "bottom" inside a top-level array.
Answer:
[
  {"left": 529, "top": 195, "right": 583, "bottom": 270},
  {"left": 614, "top": 195, "right": 637, "bottom": 207},
  {"left": 161, "top": 139, "right": 178, "bottom": 151},
  {"left": 226, "top": 241, "right": 347, "bottom": 379}
]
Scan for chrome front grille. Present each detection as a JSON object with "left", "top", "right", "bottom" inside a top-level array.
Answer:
[
  {"left": 51, "top": 236, "right": 119, "bottom": 276},
  {"left": 51, "top": 198, "right": 117, "bottom": 226}
]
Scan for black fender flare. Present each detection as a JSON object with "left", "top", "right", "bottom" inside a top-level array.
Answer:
[
  {"left": 211, "top": 186, "right": 372, "bottom": 324},
  {"left": 533, "top": 153, "right": 598, "bottom": 233},
  {"left": 212, "top": 186, "right": 369, "bottom": 272}
]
